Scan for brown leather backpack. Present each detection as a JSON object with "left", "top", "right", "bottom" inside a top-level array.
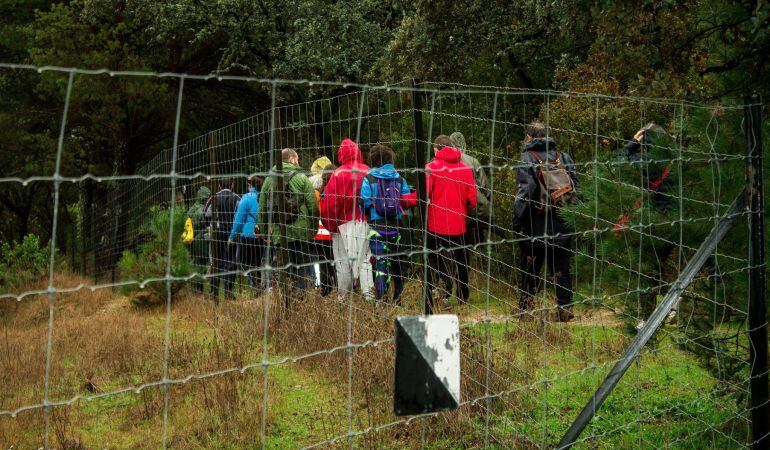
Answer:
[{"left": 529, "top": 150, "right": 575, "bottom": 212}]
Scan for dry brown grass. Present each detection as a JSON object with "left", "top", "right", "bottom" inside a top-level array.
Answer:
[
  {"left": 2, "top": 271, "right": 602, "bottom": 448},
  {"left": 0, "top": 273, "right": 270, "bottom": 448}
]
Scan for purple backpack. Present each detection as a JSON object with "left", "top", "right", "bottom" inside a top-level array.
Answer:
[{"left": 367, "top": 174, "right": 403, "bottom": 220}]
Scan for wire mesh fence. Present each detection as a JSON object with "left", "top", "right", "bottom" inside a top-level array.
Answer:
[{"left": 0, "top": 65, "right": 766, "bottom": 449}]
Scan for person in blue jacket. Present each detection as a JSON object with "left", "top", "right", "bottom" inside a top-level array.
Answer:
[
  {"left": 229, "top": 175, "right": 263, "bottom": 292},
  {"left": 360, "top": 145, "right": 411, "bottom": 304}
]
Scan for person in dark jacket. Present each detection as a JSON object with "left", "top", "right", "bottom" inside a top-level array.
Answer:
[
  {"left": 360, "top": 145, "right": 412, "bottom": 304},
  {"left": 425, "top": 135, "right": 477, "bottom": 312},
  {"left": 619, "top": 123, "right": 688, "bottom": 317},
  {"left": 512, "top": 121, "right": 579, "bottom": 321},
  {"left": 619, "top": 123, "right": 672, "bottom": 213},
  {"left": 205, "top": 179, "right": 241, "bottom": 300},
  {"left": 229, "top": 175, "right": 263, "bottom": 293}
]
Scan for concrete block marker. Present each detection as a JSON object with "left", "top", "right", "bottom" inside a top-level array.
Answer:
[{"left": 394, "top": 315, "right": 460, "bottom": 416}]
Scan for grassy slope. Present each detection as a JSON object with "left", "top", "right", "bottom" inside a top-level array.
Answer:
[{"left": 481, "top": 324, "right": 747, "bottom": 448}]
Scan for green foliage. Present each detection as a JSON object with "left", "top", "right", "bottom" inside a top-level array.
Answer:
[
  {"left": 380, "top": 0, "right": 593, "bottom": 86},
  {"left": 0, "top": 234, "right": 50, "bottom": 290},
  {"left": 117, "top": 207, "right": 191, "bottom": 305},
  {"left": 2, "top": 0, "right": 769, "bottom": 251},
  {"left": 560, "top": 106, "right": 750, "bottom": 378}
]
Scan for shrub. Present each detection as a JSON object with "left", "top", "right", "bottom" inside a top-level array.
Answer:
[
  {"left": 117, "top": 206, "right": 192, "bottom": 305},
  {"left": 0, "top": 234, "right": 50, "bottom": 290}
]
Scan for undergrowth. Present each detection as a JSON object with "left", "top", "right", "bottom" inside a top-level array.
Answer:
[{"left": 0, "top": 272, "right": 751, "bottom": 448}]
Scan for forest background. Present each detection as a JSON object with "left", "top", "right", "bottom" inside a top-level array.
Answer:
[{"left": 0, "top": 0, "right": 768, "bottom": 245}]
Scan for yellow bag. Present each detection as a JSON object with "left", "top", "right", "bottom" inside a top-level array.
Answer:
[{"left": 182, "top": 217, "right": 194, "bottom": 244}]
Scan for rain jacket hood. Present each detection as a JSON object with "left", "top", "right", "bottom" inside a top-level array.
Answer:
[
  {"left": 449, "top": 132, "right": 467, "bottom": 152},
  {"left": 309, "top": 156, "right": 333, "bottom": 190},
  {"left": 269, "top": 162, "right": 302, "bottom": 172},
  {"left": 368, "top": 163, "right": 400, "bottom": 179},
  {"left": 321, "top": 138, "right": 369, "bottom": 233},
  {"left": 435, "top": 146, "right": 462, "bottom": 163},
  {"left": 310, "top": 156, "right": 333, "bottom": 177},
  {"left": 196, "top": 186, "right": 211, "bottom": 201},
  {"left": 524, "top": 137, "right": 557, "bottom": 155},
  {"left": 337, "top": 138, "right": 363, "bottom": 165}
]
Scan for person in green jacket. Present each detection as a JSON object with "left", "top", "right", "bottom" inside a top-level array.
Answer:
[
  {"left": 450, "top": 131, "right": 492, "bottom": 245},
  {"left": 186, "top": 185, "right": 211, "bottom": 292},
  {"left": 257, "top": 148, "right": 319, "bottom": 290}
]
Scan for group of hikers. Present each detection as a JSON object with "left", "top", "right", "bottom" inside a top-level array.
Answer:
[{"left": 182, "top": 120, "right": 663, "bottom": 322}]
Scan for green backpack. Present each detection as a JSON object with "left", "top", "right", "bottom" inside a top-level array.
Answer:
[{"left": 282, "top": 172, "right": 304, "bottom": 224}]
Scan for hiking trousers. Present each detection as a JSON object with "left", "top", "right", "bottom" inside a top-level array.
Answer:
[
  {"left": 425, "top": 232, "right": 469, "bottom": 313},
  {"left": 332, "top": 220, "right": 374, "bottom": 300},
  {"left": 368, "top": 229, "right": 404, "bottom": 303},
  {"left": 211, "top": 231, "right": 236, "bottom": 299},
  {"left": 189, "top": 241, "right": 209, "bottom": 292},
  {"left": 518, "top": 239, "right": 573, "bottom": 308},
  {"left": 463, "top": 217, "right": 488, "bottom": 247},
  {"left": 286, "top": 240, "right": 314, "bottom": 291},
  {"left": 314, "top": 239, "right": 335, "bottom": 296},
  {"left": 239, "top": 236, "right": 263, "bottom": 292}
]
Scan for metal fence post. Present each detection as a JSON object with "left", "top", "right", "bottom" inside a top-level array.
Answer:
[
  {"left": 411, "top": 79, "right": 426, "bottom": 221},
  {"left": 411, "top": 79, "right": 429, "bottom": 314},
  {"left": 745, "top": 94, "right": 768, "bottom": 450}
]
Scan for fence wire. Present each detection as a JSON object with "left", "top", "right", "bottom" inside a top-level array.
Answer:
[{"left": 0, "top": 65, "right": 765, "bottom": 449}]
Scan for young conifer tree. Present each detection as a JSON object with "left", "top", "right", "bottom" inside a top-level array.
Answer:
[{"left": 562, "top": 105, "right": 750, "bottom": 377}]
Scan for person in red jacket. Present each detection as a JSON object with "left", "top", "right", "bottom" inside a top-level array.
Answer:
[
  {"left": 321, "top": 138, "right": 374, "bottom": 300},
  {"left": 425, "top": 135, "right": 477, "bottom": 312}
]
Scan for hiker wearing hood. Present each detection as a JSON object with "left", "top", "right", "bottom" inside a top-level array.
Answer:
[
  {"left": 450, "top": 131, "right": 492, "bottom": 244},
  {"left": 424, "top": 135, "right": 477, "bottom": 312},
  {"left": 619, "top": 123, "right": 672, "bottom": 213},
  {"left": 257, "top": 148, "right": 319, "bottom": 291},
  {"left": 512, "top": 121, "right": 579, "bottom": 322},
  {"left": 187, "top": 185, "right": 211, "bottom": 292},
  {"left": 308, "top": 155, "right": 332, "bottom": 191},
  {"left": 360, "top": 145, "right": 411, "bottom": 303},
  {"left": 229, "top": 175, "right": 263, "bottom": 291},
  {"left": 322, "top": 138, "right": 374, "bottom": 299}
]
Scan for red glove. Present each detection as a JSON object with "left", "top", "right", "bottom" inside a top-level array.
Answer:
[{"left": 400, "top": 192, "right": 418, "bottom": 209}]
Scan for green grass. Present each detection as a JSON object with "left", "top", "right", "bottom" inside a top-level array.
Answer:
[
  {"left": 60, "top": 353, "right": 347, "bottom": 448},
  {"left": 265, "top": 364, "right": 348, "bottom": 448},
  {"left": 472, "top": 322, "right": 749, "bottom": 448},
  {"left": 77, "top": 393, "right": 147, "bottom": 448}
]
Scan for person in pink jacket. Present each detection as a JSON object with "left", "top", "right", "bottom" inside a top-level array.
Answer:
[{"left": 424, "top": 135, "right": 477, "bottom": 312}]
